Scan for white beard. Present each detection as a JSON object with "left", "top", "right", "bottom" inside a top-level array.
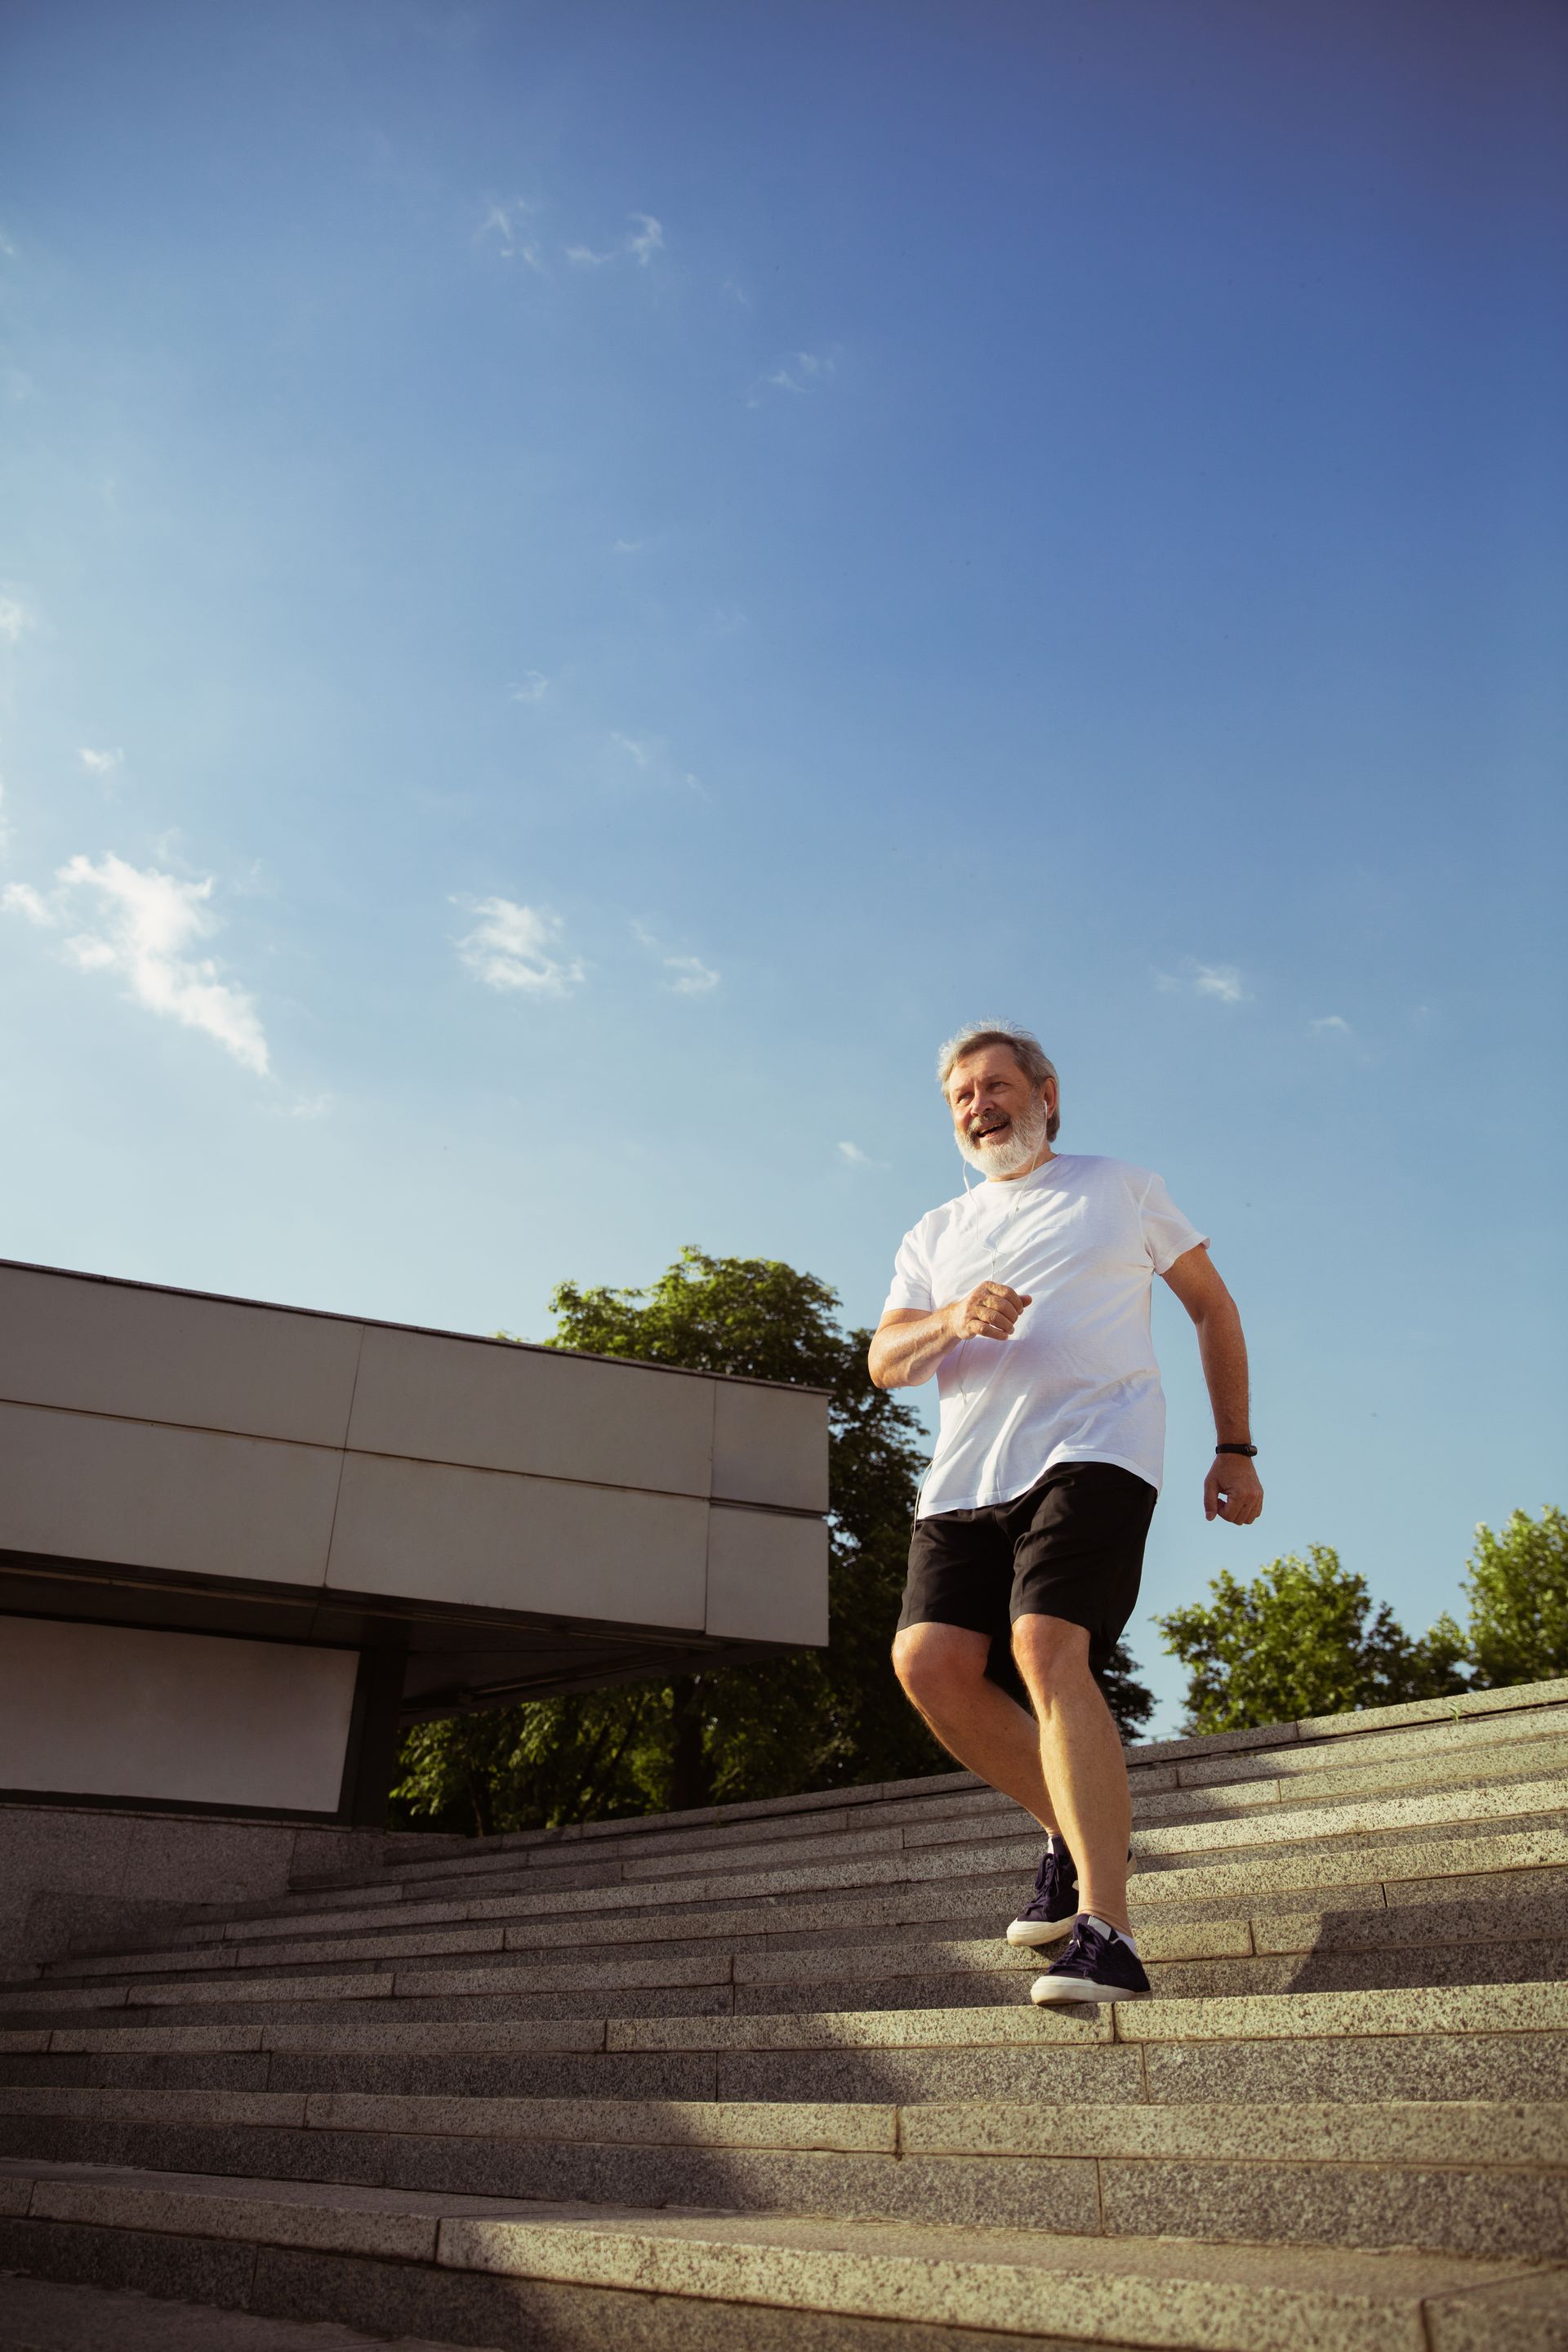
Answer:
[{"left": 957, "top": 1096, "right": 1049, "bottom": 1178}]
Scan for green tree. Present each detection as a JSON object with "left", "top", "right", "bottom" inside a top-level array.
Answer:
[
  {"left": 1098, "top": 1639, "right": 1156, "bottom": 1742},
  {"left": 390, "top": 1248, "right": 947, "bottom": 1833},
  {"left": 1156, "top": 1544, "right": 1468, "bottom": 1735},
  {"left": 1459, "top": 1507, "right": 1568, "bottom": 1689}
]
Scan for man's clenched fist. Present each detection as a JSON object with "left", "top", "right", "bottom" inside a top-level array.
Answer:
[{"left": 949, "top": 1281, "right": 1032, "bottom": 1343}]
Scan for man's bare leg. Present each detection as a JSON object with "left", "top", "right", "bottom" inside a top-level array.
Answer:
[
  {"left": 1011, "top": 1614, "right": 1131, "bottom": 1933},
  {"left": 891, "top": 1622, "right": 1059, "bottom": 1832}
]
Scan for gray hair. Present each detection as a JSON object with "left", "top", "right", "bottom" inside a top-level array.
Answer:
[{"left": 937, "top": 1022, "right": 1061, "bottom": 1143}]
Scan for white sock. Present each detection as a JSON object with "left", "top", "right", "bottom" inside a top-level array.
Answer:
[{"left": 1085, "top": 1913, "right": 1138, "bottom": 1954}]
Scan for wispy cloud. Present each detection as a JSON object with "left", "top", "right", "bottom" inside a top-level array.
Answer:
[
  {"left": 663, "top": 952, "right": 719, "bottom": 996},
  {"left": 610, "top": 733, "right": 706, "bottom": 796},
  {"left": 79, "top": 747, "right": 123, "bottom": 777},
  {"left": 565, "top": 243, "right": 615, "bottom": 268},
  {"left": 611, "top": 538, "right": 643, "bottom": 555},
  {"left": 750, "top": 350, "right": 838, "bottom": 406},
  {"left": 479, "top": 199, "right": 544, "bottom": 271},
  {"left": 837, "top": 1140, "right": 877, "bottom": 1168},
  {"left": 0, "top": 594, "right": 34, "bottom": 644},
  {"left": 508, "top": 672, "right": 548, "bottom": 705},
  {"left": 627, "top": 213, "right": 664, "bottom": 266},
  {"left": 720, "top": 278, "right": 751, "bottom": 307},
  {"left": 632, "top": 922, "right": 719, "bottom": 996},
  {"left": 453, "top": 897, "right": 585, "bottom": 996},
  {"left": 3, "top": 853, "right": 270, "bottom": 1073},
  {"left": 1156, "top": 959, "right": 1250, "bottom": 1005},
  {"left": 1311, "top": 1013, "right": 1352, "bottom": 1035},
  {"left": 1, "top": 881, "right": 50, "bottom": 925}
]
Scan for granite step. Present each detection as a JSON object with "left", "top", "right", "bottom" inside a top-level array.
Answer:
[
  {"left": 7, "top": 1682, "right": 1568, "bottom": 2344},
  {"left": 10, "top": 1819, "right": 1565, "bottom": 2020},
  {"left": 141, "top": 1826, "right": 1568, "bottom": 1976},
  {"left": 0, "top": 2269, "right": 470, "bottom": 2352},
  {"left": 276, "top": 1681, "right": 1568, "bottom": 1878},
  {"left": 64, "top": 1727, "right": 1568, "bottom": 1975},
  {"left": 180, "top": 1761, "right": 1566, "bottom": 1926},
  {"left": 16, "top": 1909, "right": 1568, "bottom": 2024},
  {"left": 145, "top": 1686, "right": 1566, "bottom": 1927},
  {"left": 0, "top": 2158, "right": 1562, "bottom": 2350},
  {"left": 33, "top": 1842, "right": 1568, "bottom": 1996},
  {"left": 54, "top": 1699, "right": 1557, "bottom": 1968},
  {"left": 5, "top": 1980, "right": 1568, "bottom": 2110},
  {"left": 0, "top": 2093, "right": 1563, "bottom": 2257}
]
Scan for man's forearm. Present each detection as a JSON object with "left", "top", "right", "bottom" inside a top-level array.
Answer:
[
  {"left": 869, "top": 1306, "right": 960, "bottom": 1389},
  {"left": 1195, "top": 1298, "right": 1251, "bottom": 1442}
]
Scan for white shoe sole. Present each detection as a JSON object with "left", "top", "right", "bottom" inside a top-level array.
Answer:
[
  {"left": 1004, "top": 1916, "right": 1076, "bottom": 1949},
  {"left": 1030, "top": 1976, "right": 1148, "bottom": 2005}
]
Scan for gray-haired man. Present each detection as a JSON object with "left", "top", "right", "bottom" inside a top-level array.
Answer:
[{"left": 868, "top": 1024, "right": 1262, "bottom": 2002}]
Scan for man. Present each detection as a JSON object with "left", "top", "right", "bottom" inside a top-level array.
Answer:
[{"left": 868, "top": 1023, "right": 1262, "bottom": 2003}]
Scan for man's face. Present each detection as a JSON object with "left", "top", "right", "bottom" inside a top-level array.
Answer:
[{"left": 946, "top": 1047, "right": 1052, "bottom": 1176}]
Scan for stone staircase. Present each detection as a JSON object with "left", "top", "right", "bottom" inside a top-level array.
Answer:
[{"left": 2, "top": 1677, "right": 1567, "bottom": 2350}]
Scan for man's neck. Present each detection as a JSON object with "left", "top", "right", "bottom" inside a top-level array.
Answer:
[{"left": 989, "top": 1143, "right": 1056, "bottom": 1185}]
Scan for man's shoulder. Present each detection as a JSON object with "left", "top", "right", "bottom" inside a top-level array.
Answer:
[
  {"left": 901, "top": 1187, "right": 973, "bottom": 1245},
  {"left": 1067, "top": 1153, "right": 1155, "bottom": 1187}
]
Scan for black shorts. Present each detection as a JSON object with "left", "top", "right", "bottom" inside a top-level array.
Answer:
[{"left": 898, "top": 1460, "right": 1156, "bottom": 1702}]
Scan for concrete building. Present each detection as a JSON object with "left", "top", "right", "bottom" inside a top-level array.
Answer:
[{"left": 0, "top": 1258, "right": 831, "bottom": 1833}]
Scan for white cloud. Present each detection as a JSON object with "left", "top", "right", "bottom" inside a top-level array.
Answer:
[
  {"left": 2, "top": 880, "right": 51, "bottom": 925},
  {"left": 508, "top": 672, "right": 548, "bottom": 704},
  {"left": 479, "top": 200, "right": 545, "bottom": 271},
  {"left": 79, "top": 747, "right": 124, "bottom": 776},
  {"left": 565, "top": 243, "right": 615, "bottom": 268},
  {"left": 720, "top": 278, "right": 750, "bottom": 307},
  {"left": 0, "top": 594, "right": 34, "bottom": 644},
  {"left": 663, "top": 952, "right": 719, "bottom": 996},
  {"left": 453, "top": 897, "right": 585, "bottom": 996},
  {"left": 1157, "top": 959, "right": 1250, "bottom": 1005},
  {"left": 751, "top": 350, "right": 838, "bottom": 404},
  {"left": 0, "top": 227, "right": 15, "bottom": 259},
  {"left": 838, "top": 1141, "right": 871, "bottom": 1166},
  {"left": 6, "top": 852, "right": 270, "bottom": 1073},
  {"left": 1311, "top": 1014, "right": 1351, "bottom": 1034},
  {"left": 1192, "top": 964, "right": 1247, "bottom": 1004},
  {"left": 627, "top": 213, "right": 664, "bottom": 266},
  {"left": 632, "top": 922, "right": 719, "bottom": 996},
  {"left": 611, "top": 538, "right": 643, "bottom": 555},
  {"left": 611, "top": 732, "right": 652, "bottom": 768}
]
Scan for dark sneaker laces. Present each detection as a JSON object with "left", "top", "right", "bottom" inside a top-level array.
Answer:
[
  {"left": 1016, "top": 1842, "right": 1077, "bottom": 1925},
  {"left": 1030, "top": 1914, "right": 1152, "bottom": 2004}
]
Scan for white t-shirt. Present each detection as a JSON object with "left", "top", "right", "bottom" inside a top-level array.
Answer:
[{"left": 882, "top": 1155, "right": 1207, "bottom": 1517}]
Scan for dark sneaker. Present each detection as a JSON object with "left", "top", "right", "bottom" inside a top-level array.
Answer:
[
  {"left": 1030, "top": 1916, "right": 1152, "bottom": 2005},
  {"left": 1005, "top": 1844, "right": 1078, "bottom": 1948}
]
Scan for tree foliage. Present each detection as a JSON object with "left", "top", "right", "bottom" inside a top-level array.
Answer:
[
  {"left": 1155, "top": 1544, "right": 1469, "bottom": 1735},
  {"left": 1098, "top": 1639, "right": 1156, "bottom": 1743},
  {"left": 1156, "top": 1508, "right": 1566, "bottom": 1737},
  {"left": 1459, "top": 1506, "right": 1568, "bottom": 1690}
]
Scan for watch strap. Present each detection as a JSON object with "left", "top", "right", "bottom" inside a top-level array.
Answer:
[{"left": 1215, "top": 1442, "right": 1258, "bottom": 1457}]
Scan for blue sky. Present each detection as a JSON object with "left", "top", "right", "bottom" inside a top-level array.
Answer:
[{"left": 2, "top": 0, "right": 1564, "bottom": 1734}]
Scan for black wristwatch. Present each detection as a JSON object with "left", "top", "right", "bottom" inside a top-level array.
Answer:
[{"left": 1214, "top": 1443, "right": 1258, "bottom": 1457}]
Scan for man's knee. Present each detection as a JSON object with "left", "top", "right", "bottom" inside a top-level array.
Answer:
[
  {"left": 892, "top": 1623, "right": 991, "bottom": 1714},
  {"left": 1011, "top": 1613, "right": 1095, "bottom": 1702}
]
